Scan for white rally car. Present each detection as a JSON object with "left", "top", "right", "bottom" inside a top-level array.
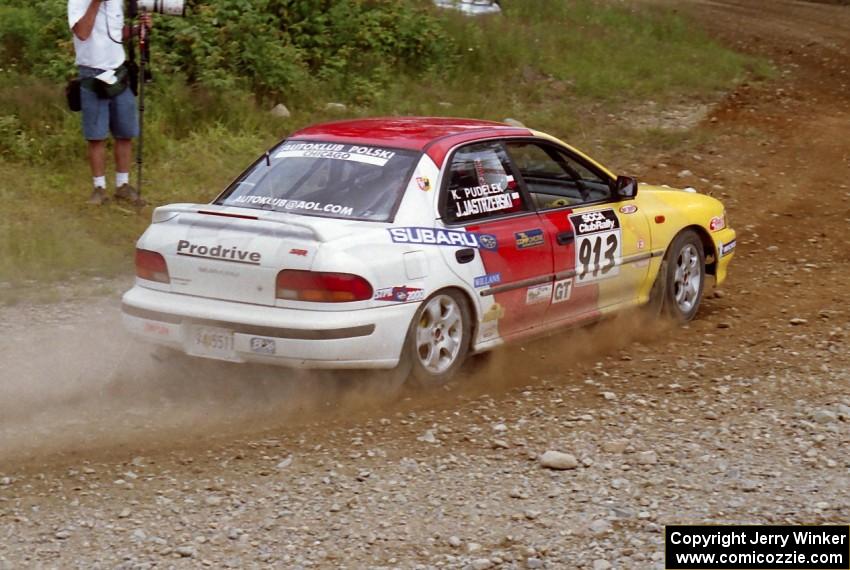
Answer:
[{"left": 122, "top": 117, "right": 736, "bottom": 387}]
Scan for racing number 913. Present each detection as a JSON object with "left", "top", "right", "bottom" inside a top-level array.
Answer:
[
  {"left": 570, "top": 209, "right": 622, "bottom": 284},
  {"left": 577, "top": 233, "right": 618, "bottom": 280}
]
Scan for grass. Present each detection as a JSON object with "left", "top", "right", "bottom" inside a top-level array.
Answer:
[{"left": 0, "top": 0, "right": 772, "bottom": 291}]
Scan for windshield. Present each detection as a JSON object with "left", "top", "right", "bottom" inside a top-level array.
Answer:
[{"left": 216, "top": 140, "right": 419, "bottom": 222}]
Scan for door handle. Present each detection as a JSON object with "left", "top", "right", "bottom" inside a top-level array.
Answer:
[
  {"left": 455, "top": 248, "right": 475, "bottom": 264},
  {"left": 556, "top": 231, "right": 575, "bottom": 245}
]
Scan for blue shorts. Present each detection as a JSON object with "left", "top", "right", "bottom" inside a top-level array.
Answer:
[{"left": 79, "top": 66, "right": 139, "bottom": 141}]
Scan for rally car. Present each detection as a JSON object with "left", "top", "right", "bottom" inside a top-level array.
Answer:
[{"left": 122, "top": 117, "right": 736, "bottom": 387}]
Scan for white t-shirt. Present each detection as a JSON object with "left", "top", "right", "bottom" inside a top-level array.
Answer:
[{"left": 68, "top": 0, "right": 126, "bottom": 70}]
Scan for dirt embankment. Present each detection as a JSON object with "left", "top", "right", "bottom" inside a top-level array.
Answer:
[{"left": 0, "top": 2, "right": 849, "bottom": 568}]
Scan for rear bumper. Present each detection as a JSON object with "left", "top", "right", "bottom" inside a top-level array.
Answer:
[{"left": 121, "top": 285, "right": 418, "bottom": 369}]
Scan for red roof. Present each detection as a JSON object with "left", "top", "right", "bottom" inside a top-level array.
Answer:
[{"left": 290, "top": 117, "right": 533, "bottom": 166}]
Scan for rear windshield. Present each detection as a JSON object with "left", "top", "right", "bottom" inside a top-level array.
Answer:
[{"left": 216, "top": 140, "right": 419, "bottom": 222}]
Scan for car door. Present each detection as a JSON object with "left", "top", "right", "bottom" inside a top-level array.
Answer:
[
  {"left": 437, "top": 140, "right": 554, "bottom": 341},
  {"left": 504, "top": 140, "right": 651, "bottom": 326}
]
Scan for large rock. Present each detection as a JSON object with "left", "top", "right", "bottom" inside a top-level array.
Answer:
[
  {"left": 539, "top": 450, "right": 578, "bottom": 470},
  {"left": 270, "top": 103, "right": 291, "bottom": 118}
]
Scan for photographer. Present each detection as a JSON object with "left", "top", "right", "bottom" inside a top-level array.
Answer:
[{"left": 68, "top": 0, "right": 150, "bottom": 206}]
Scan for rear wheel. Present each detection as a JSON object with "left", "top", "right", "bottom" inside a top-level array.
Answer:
[
  {"left": 650, "top": 230, "right": 706, "bottom": 322},
  {"left": 408, "top": 290, "right": 472, "bottom": 388}
]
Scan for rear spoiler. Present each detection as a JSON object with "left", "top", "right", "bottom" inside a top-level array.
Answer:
[{"left": 151, "top": 203, "right": 332, "bottom": 242}]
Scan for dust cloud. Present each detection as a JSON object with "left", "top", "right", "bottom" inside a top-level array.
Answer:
[
  {"left": 0, "top": 298, "right": 362, "bottom": 463},
  {"left": 0, "top": 296, "right": 671, "bottom": 465},
  {"left": 457, "top": 309, "right": 675, "bottom": 395}
]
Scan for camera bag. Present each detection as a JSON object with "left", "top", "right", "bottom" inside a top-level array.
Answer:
[{"left": 65, "top": 78, "right": 82, "bottom": 112}]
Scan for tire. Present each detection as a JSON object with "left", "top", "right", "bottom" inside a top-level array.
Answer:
[
  {"left": 408, "top": 289, "right": 472, "bottom": 388},
  {"left": 649, "top": 229, "right": 706, "bottom": 322}
]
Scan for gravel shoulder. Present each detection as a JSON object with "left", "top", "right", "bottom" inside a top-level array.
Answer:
[{"left": 1, "top": 2, "right": 849, "bottom": 568}]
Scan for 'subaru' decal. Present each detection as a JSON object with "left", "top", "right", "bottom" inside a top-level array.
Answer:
[{"left": 388, "top": 227, "right": 497, "bottom": 250}]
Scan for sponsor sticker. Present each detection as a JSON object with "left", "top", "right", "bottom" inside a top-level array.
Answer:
[
  {"left": 526, "top": 283, "right": 553, "bottom": 305},
  {"left": 274, "top": 142, "right": 396, "bottom": 167},
  {"left": 515, "top": 229, "right": 545, "bottom": 249},
  {"left": 478, "top": 233, "right": 498, "bottom": 251},
  {"left": 482, "top": 302, "right": 505, "bottom": 323},
  {"left": 250, "top": 337, "right": 276, "bottom": 355},
  {"left": 416, "top": 176, "right": 431, "bottom": 191},
  {"left": 177, "top": 240, "right": 261, "bottom": 265},
  {"left": 388, "top": 227, "right": 493, "bottom": 249},
  {"left": 289, "top": 248, "right": 308, "bottom": 256},
  {"left": 619, "top": 204, "right": 638, "bottom": 215},
  {"left": 474, "top": 273, "right": 502, "bottom": 288},
  {"left": 233, "top": 195, "right": 354, "bottom": 217},
  {"left": 637, "top": 238, "right": 646, "bottom": 250},
  {"left": 721, "top": 239, "right": 737, "bottom": 257},
  {"left": 552, "top": 279, "right": 573, "bottom": 304},
  {"left": 374, "top": 286, "right": 426, "bottom": 303}
]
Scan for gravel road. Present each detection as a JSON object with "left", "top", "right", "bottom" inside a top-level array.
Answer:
[{"left": 1, "top": 1, "right": 848, "bottom": 568}]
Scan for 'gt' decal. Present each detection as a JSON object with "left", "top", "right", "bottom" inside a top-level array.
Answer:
[{"left": 552, "top": 279, "right": 573, "bottom": 304}]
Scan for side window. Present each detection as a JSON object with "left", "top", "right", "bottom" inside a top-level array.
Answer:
[
  {"left": 442, "top": 141, "right": 528, "bottom": 224},
  {"left": 505, "top": 142, "right": 612, "bottom": 210}
]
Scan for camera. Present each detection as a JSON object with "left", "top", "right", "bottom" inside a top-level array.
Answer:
[{"left": 130, "top": 0, "right": 185, "bottom": 16}]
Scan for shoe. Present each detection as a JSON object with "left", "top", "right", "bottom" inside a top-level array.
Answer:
[
  {"left": 87, "top": 187, "right": 110, "bottom": 205},
  {"left": 114, "top": 183, "right": 147, "bottom": 207}
]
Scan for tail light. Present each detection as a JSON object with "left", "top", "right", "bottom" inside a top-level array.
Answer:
[
  {"left": 135, "top": 249, "right": 170, "bottom": 283},
  {"left": 276, "top": 270, "right": 372, "bottom": 302}
]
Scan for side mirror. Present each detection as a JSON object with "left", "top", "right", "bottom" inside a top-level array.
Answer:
[{"left": 613, "top": 175, "right": 638, "bottom": 200}]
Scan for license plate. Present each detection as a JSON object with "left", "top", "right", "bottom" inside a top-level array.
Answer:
[{"left": 186, "top": 325, "right": 239, "bottom": 361}]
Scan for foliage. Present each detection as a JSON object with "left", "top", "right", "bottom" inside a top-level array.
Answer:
[
  {"left": 0, "top": 0, "right": 454, "bottom": 103},
  {"left": 0, "top": 0, "right": 770, "bottom": 287}
]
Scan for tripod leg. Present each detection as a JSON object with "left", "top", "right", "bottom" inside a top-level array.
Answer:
[{"left": 136, "top": 25, "right": 146, "bottom": 198}]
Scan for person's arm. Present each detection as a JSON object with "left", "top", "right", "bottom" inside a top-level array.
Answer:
[
  {"left": 72, "top": 0, "right": 102, "bottom": 41},
  {"left": 123, "top": 12, "right": 152, "bottom": 40}
]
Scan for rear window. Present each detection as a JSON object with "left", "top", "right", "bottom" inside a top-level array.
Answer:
[{"left": 216, "top": 140, "right": 420, "bottom": 222}]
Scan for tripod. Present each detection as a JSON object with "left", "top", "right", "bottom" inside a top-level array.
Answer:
[{"left": 127, "top": 8, "right": 151, "bottom": 199}]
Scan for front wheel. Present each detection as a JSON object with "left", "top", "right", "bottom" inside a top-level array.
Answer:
[
  {"left": 650, "top": 230, "right": 706, "bottom": 322},
  {"left": 408, "top": 290, "right": 472, "bottom": 388}
]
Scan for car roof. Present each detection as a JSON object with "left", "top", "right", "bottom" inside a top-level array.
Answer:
[{"left": 290, "top": 117, "right": 533, "bottom": 166}]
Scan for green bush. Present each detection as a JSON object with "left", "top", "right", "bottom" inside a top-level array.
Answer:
[
  {"left": 0, "top": 0, "right": 454, "bottom": 103},
  {"left": 0, "top": 0, "right": 769, "bottom": 287}
]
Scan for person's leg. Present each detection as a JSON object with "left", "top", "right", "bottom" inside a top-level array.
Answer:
[
  {"left": 88, "top": 140, "right": 107, "bottom": 178},
  {"left": 114, "top": 138, "right": 132, "bottom": 181},
  {"left": 110, "top": 87, "right": 144, "bottom": 205},
  {"left": 80, "top": 84, "right": 110, "bottom": 204}
]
